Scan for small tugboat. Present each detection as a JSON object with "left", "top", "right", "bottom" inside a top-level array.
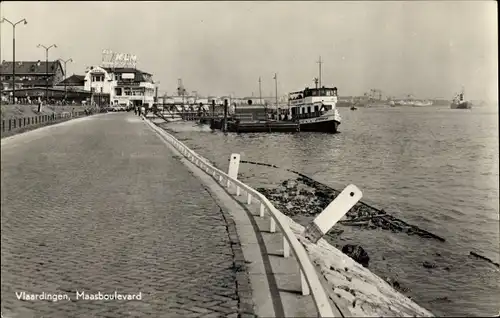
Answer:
[
  {"left": 450, "top": 88, "right": 471, "bottom": 109},
  {"left": 288, "top": 86, "right": 341, "bottom": 133}
]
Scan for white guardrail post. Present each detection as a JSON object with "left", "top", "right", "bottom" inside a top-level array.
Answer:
[
  {"left": 228, "top": 153, "right": 240, "bottom": 192},
  {"left": 304, "top": 184, "right": 363, "bottom": 244}
]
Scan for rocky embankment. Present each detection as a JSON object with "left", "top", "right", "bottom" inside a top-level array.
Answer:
[
  {"left": 257, "top": 177, "right": 446, "bottom": 242},
  {"left": 256, "top": 177, "right": 436, "bottom": 316},
  {"left": 288, "top": 217, "right": 434, "bottom": 317},
  {"left": 256, "top": 176, "right": 451, "bottom": 298}
]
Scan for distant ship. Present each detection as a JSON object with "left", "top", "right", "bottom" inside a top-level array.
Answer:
[
  {"left": 366, "top": 99, "right": 392, "bottom": 107},
  {"left": 450, "top": 88, "right": 471, "bottom": 109},
  {"left": 413, "top": 100, "right": 434, "bottom": 107},
  {"left": 394, "top": 100, "right": 415, "bottom": 106}
]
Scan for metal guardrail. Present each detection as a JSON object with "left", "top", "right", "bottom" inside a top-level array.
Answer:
[{"left": 143, "top": 116, "right": 337, "bottom": 317}]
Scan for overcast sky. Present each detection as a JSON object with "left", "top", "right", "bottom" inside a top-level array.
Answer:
[{"left": 1, "top": 1, "right": 497, "bottom": 100}]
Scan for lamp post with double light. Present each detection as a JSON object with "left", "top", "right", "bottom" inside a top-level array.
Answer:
[
  {"left": 37, "top": 44, "right": 57, "bottom": 103},
  {"left": 1, "top": 18, "right": 28, "bottom": 103},
  {"left": 58, "top": 58, "right": 73, "bottom": 101}
]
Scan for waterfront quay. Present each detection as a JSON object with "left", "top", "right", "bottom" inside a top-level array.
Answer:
[
  {"left": 1, "top": 114, "right": 249, "bottom": 317},
  {"left": 1, "top": 112, "right": 435, "bottom": 318}
]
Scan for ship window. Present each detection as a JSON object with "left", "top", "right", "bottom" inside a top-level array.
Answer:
[
  {"left": 307, "top": 106, "right": 311, "bottom": 113},
  {"left": 314, "top": 105, "right": 319, "bottom": 112}
]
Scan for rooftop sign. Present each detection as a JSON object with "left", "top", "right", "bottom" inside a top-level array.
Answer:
[{"left": 101, "top": 49, "right": 137, "bottom": 68}]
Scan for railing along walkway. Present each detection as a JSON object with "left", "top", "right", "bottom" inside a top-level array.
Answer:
[
  {"left": 1, "top": 111, "right": 91, "bottom": 135},
  {"left": 144, "top": 115, "right": 363, "bottom": 317}
]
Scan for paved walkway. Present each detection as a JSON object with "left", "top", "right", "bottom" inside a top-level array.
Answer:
[{"left": 1, "top": 113, "right": 246, "bottom": 318}]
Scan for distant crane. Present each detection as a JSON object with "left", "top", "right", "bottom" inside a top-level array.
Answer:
[{"left": 366, "top": 89, "right": 384, "bottom": 100}]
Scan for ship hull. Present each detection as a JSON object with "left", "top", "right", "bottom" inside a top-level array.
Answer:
[
  {"left": 450, "top": 101, "right": 471, "bottom": 109},
  {"left": 412, "top": 103, "right": 433, "bottom": 107},
  {"left": 299, "top": 118, "right": 340, "bottom": 133}
]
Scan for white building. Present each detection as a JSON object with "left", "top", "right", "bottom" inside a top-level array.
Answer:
[{"left": 84, "top": 66, "right": 156, "bottom": 108}]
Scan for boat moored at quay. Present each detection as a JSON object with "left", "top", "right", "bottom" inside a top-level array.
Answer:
[
  {"left": 205, "top": 86, "right": 342, "bottom": 133},
  {"left": 288, "top": 86, "right": 342, "bottom": 133}
]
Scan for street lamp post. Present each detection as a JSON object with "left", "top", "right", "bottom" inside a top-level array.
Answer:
[
  {"left": 37, "top": 44, "right": 57, "bottom": 103},
  {"left": 59, "top": 58, "right": 73, "bottom": 101},
  {"left": 1, "top": 18, "right": 28, "bottom": 103}
]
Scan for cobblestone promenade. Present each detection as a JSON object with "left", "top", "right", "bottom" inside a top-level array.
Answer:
[{"left": 1, "top": 114, "right": 246, "bottom": 318}]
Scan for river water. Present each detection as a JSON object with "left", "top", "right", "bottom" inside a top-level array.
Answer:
[{"left": 157, "top": 105, "right": 499, "bottom": 317}]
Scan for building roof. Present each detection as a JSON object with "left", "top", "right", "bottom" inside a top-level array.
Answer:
[
  {"left": 0, "top": 60, "right": 64, "bottom": 75},
  {"left": 102, "top": 67, "right": 151, "bottom": 76},
  {"left": 55, "top": 74, "right": 85, "bottom": 86}
]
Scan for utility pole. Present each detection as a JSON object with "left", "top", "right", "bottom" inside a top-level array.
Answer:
[
  {"left": 258, "top": 77, "right": 262, "bottom": 105},
  {"left": 59, "top": 58, "right": 73, "bottom": 101},
  {"left": 86, "top": 66, "right": 94, "bottom": 107},
  {"left": 316, "top": 56, "right": 323, "bottom": 88},
  {"left": 1, "top": 18, "right": 28, "bottom": 103},
  {"left": 154, "top": 81, "right": 160, "bottom": 105},
  {"left": 273, "top": 73, "right": 278, "bottom": 108},
  {"left": 37, "top": 44, "right": 57, "bottom": 103}
]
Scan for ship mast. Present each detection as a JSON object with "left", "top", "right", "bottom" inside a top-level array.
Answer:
[
  {"left": 258, "top": 77, "right": 262, "bottom": 105},
  {"left": 273, "top": 73, "right": 278, "bottom": 108},
  {"left": 316, "top": 56, "right": 323, "bottom": 88}
]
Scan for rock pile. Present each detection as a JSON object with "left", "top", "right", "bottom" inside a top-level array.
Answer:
[{"left": 257, "top": 176, "right": 446, "bottom": 243}]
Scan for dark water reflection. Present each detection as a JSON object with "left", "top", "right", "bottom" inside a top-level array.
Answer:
[{"left": 159, "top": 105, "right": 499, "bottom": 316}]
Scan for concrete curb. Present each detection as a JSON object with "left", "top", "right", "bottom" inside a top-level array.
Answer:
[{"left": 220, "top": 206, "right": 257, "bottom": 317}]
